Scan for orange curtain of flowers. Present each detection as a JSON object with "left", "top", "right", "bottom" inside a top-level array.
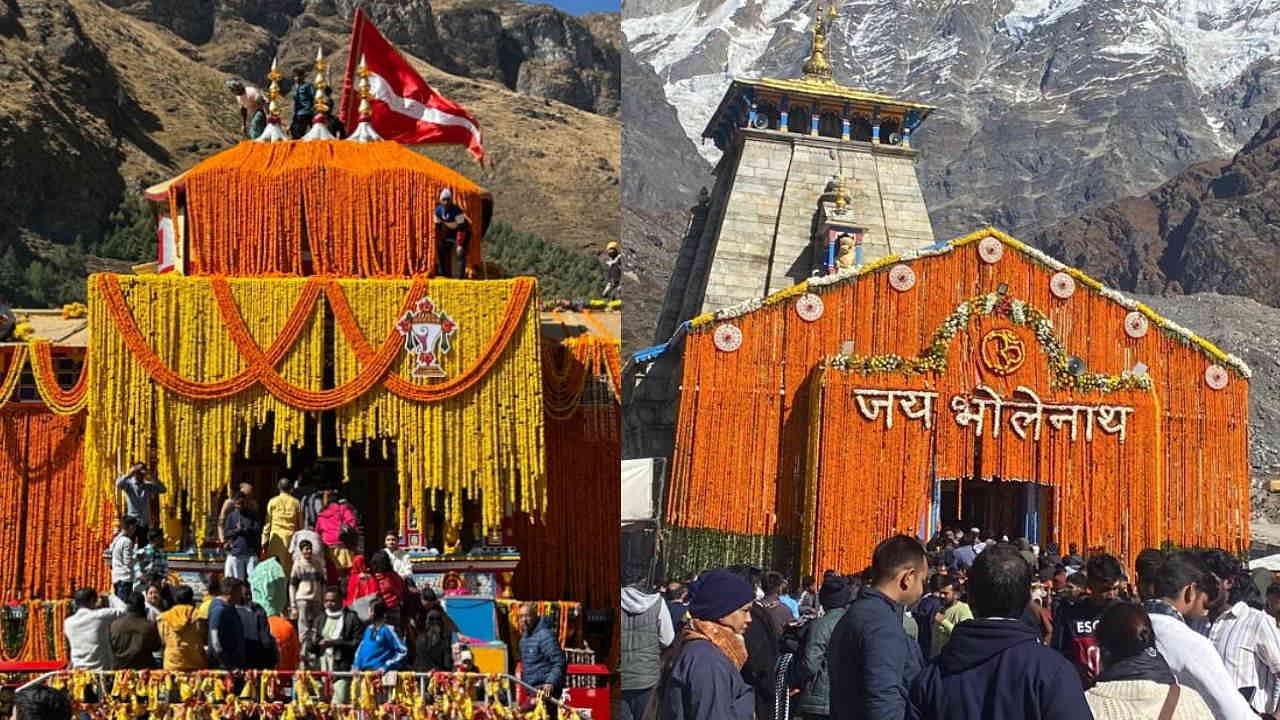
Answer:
[
  {"left": 177, "top": 141, "right": 488, "bottom": 276},
  {"left": 510, "top": 336, "right": 620, "bottom": 612},
  {"left": 0, "top": 408, "right": 110, "bottom": 598},
  {"left": 670, "top": 240, "right": 1250, "bottom": 573}
]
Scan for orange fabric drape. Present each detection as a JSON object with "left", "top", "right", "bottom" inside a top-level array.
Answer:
[
  {"left": 177, "top": 141, "right": 488, "bottom": 277},
  {"left": 0, "top": 408, "right": 110, "bottom": 598},
  {"left": 669, "top": 236, "right": 1251, "bottom": 573}
]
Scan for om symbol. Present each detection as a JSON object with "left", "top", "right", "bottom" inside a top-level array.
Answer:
[{"left": 980, "top": 329, "right": 1026, "bottom": 376}]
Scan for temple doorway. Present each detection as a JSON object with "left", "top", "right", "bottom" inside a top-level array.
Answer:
[{"left": 938, "top": 479, "right": 1054, "bottom": 545}]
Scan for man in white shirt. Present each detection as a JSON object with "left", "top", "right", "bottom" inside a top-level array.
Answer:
[
  {"left": 63, "top": 588, "right": 125, "bottom": 669},
  {"left": 1211, "top": 589, "right": 1280, "bottom": 713},
  {"left": 108, "top": 517, "right": 139, "bottom": 602},
  {"left": 1145, "top": 551, "right": 1256, "bottom": 720}
]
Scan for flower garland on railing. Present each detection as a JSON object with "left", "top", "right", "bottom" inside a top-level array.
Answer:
[
  {"left": 0, "top": 601, "right": 70, "bottom": 664},
  {"left": 44, "top": 670, "right": 585, "bottom": 719},
  {"left": 828, "top": 292, "right": 1153, "bottom": 393},
  {"left": 84, "top": 275, "right": 545, "bottom": 542}
]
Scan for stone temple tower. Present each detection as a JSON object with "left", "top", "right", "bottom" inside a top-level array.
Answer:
[{"left": 626, "top": 3, "right": 938, "bottom": 461}]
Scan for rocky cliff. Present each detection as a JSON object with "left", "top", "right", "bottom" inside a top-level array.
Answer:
[
  {"left": 0, "top": 0, "right": 620, "bottom": 306},
  {"left": 620, "top": 0, "right": 1280, "bottom": 350},
  {"left": 1036, "top": 105, "right": 1280, "bottom": 304}
]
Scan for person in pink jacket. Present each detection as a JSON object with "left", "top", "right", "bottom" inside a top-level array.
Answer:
[{"left": 315, "top": 496, "right": 359, "bottom": 580}]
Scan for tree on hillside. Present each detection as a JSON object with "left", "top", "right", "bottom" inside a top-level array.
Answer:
[{"left": 483, "top": 221, "right": 605, "bottom": 300}]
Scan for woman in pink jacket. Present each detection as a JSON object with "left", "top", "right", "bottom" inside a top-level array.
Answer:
[{"left": 315, "top": 497, "right": 359, "bottom": 579}]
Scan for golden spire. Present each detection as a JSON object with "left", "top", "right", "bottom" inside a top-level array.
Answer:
[
  {"left": 266, "top": 58, "right": 283, "bottom": 119},
  {"left": 802, "top": 1, "right": 836, "bottom": 84},
  {"left": 347, "top": 54, "right": 384, "bottom": 143},
  {"left": 303, "top": 47, "right": 336, "bottom": 140},
  {"left": 256, "top": 57, "right": 290, "bottom": 142},
  {"left": 357, "top": 54, "right": 373, "bottom": 119},
  {"left": 312, "top": 47, "right": 330, "bottom": 116}
]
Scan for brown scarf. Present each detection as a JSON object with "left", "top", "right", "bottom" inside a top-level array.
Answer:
[{"left": 683, "top": 618, "right": 748, "bottom": 670}]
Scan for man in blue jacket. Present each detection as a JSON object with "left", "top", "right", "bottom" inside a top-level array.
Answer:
[
  {"left": 908, "top": 543, "right": 1094, "bottom": 719},
  {"left": 518, "top": 605, "right": 567, "bottom": 703},
  {"left": 828, "top": 534, "right": 928, "bottom": 720}
]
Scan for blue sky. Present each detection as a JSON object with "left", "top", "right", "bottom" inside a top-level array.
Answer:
[{"left": 522, "top": 0, "right": 619, "bottom": 15}]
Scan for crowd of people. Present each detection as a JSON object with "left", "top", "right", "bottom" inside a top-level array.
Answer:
[
  {"left": 68, "top": 469, "right": 568, "bottom": 708},
  {"left": 622, "top": 527, "right": 1280, "bottom": 720}
]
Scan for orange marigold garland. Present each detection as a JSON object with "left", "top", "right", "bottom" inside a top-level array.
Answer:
[
  {"left": 511, "top": 335, "right": 620, "bottom": 612},
  {"left": 0, "top": 408, "right": 110, "bottom": 599},
  {"left": 85, "top": 274, "right": 545, "bottom": 543},
  {"left": 667, "top": 235, "right": 1251, "bottom": 573},
  {"left": 178, "top": 141, "right": 488, "bottom": 277}
]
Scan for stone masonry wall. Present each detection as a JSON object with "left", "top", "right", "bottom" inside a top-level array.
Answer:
[{"left": 700, "top": 130, "right": 935, "bottom": 312}]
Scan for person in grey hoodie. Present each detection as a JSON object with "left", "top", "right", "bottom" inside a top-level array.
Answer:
[
  {"left": 619, "top": 577, "right": 675, "bottom": 719},
  {"left": 793, "top": 576, "right": 853, "bottom": 719}
]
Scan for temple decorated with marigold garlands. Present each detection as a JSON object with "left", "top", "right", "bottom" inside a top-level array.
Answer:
[
  {"left": 0, "top": 53, "right": 618, "bottom": 711},
  {"left": 623, "top": 3, "right": 1251, "bottom": 581}
]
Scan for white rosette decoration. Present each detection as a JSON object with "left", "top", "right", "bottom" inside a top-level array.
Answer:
[
  {"left": 1205, "top": 365, "right": 1229, "bottom": 390},
  {"left": 978, "top": 236, "right": 1005, "bottom": 264},
  {"left": 1123, "top": 311, "right": 1149, "bottom": 339},
  {"left": 713, "top": 323, "right": 743, "bottom": 353},
  {"left": 888, "top": 264, "right": 916, "bottom": 292},
  {"left": 795, "top": 293, "right": 824, "bottom": 322},
  {"left": 1050, "top": 272, "right": 1076, "bottom": 299}
]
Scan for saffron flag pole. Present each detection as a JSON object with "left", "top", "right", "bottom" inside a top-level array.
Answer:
[{"left": 338, "top": 8, "right": 485, "bottom": 163}]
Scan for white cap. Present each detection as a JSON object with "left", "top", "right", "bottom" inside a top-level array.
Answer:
[{"left": 439, "top": 188, "right": 453, "bottom": 201}]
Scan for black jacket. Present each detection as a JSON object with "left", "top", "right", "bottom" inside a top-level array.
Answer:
[
  {"left": 742, "top": 602, "right": 780, "bottom": 720},
  {"left": 829, "top": 587, "right": 922, "bottom": 720},
  {"left": 310, "top": 608, "right": 363, "bottom": 671},
  {"left": 908, "top": 618, "right": 1093, "bottom": 720},
  {"left": 662, "top": 637, "right": 754, "bottom": 720}
]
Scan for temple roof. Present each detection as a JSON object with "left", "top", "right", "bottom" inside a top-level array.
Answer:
[
  {"left": 540, "top": 310, "right": 620, "bottom": 343},
  {"left": 0, "top": 310, "right": 88, "bottom": 348}
]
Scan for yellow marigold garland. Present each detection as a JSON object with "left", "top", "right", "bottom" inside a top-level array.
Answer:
[
  {"left": 330, "top": 278, "right": 545, "bottom": 535},
  {"left": 84, "top": 275, "right": 545, "bottom": 542}
]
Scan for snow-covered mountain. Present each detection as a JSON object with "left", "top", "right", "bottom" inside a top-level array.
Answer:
[{"left": 622, "top": 0, "right": 1280, "bottom": 239}]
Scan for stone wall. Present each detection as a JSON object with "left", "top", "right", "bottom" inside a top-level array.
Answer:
[{"left": 700, "top": 130, "right": 935, "bottom": 313}]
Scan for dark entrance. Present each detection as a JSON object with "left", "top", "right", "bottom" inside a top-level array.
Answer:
[{"left": 938, "top": 479, "right": 1053, "bottom": 544}]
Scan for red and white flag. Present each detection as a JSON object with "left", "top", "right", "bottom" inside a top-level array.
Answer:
[{"left": 338, "top": 9, "right": 484, "bottom": 162}]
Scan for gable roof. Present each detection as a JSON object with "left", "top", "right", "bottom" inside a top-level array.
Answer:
[{"left": 686, "top": 227, "right": 1251, "bottom": 379}]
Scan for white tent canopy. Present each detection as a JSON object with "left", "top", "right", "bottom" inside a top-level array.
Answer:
[{"left": 622, "top": 458, "right": 661, "bottom": 523}]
